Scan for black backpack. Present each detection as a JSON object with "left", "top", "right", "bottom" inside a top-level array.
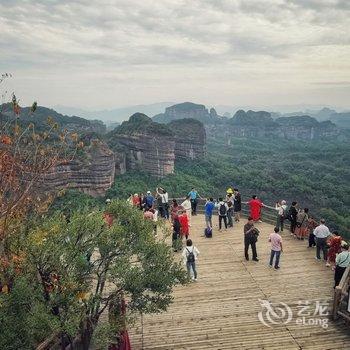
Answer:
[
  {"left": 186, "top": 247, "right": 195, "bottom": 263},
  {"left": 219, "top": 203, "right": 227, "bottom": 216}
]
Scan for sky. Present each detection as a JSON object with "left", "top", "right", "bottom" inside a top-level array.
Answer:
[{"left": 1, "top": 0, "right": 350, "bottom": 111}]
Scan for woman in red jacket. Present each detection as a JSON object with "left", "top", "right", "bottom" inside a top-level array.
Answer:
[{"left": 178, "top": 210, "right": 190, "bottom": 240}]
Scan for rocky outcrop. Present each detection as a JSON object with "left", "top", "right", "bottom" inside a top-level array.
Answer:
[
  {"left": 153, "top": 102, "right": 220, "bottom": 124},
  {"left": 108, "top": 113, "right": 175, "bottom": 178},
  {"left": 0, "top": 103, "right": 106, "bottom": 134},
  {"left": 44, "top": 140, "right": 119, "bottom": 197},
  {"left": 168, "top": 119, "right": 206, "bottom": 159},
  {"left": 209, "top": 110, "right": 341, "bottom": 140}
]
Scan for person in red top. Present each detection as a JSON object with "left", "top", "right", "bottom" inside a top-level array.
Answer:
[
  {"left": 132, "top": 193, "right": 140, "bottom": 206},
  {"left": 327, "top": 231, "right": 342, "bottom": 267},
  {"left": 178, "top": 210, "right": 189, "bottom": 240},
  {"left": 247, "top": 195, "right": 264, "bottom": 222}
]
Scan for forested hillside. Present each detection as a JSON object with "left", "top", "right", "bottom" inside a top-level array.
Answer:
[{"left": 107, "top": 137, "right": 350, "bottom": 237}]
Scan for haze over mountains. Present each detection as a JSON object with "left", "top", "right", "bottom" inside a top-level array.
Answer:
[{"left": 53, "top": 102, "right": 350, "bottom": 130}]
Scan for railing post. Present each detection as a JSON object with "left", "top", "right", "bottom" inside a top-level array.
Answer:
[{"left": 332, "top": 286, "right": 342, "bottom": 320}]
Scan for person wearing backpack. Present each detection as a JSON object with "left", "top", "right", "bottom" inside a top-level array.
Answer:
[
  {"left": 275, "top": 200, "right": 288, "bottom": 232},
  {"left": 182, "top": 239, "right": 200, "bottom": 281},
  {"left": 216, "top": 198, "right": 229, "bottom": 231}
]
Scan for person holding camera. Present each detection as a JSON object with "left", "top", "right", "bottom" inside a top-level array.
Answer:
[{"left": 244, "top": 217, "right": 259, "bottom": 261}]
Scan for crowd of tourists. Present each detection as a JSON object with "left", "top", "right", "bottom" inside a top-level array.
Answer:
[{"left": 119, "top": 186, "right": 349, "bottom": 288}]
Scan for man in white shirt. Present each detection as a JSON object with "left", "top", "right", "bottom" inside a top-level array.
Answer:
[{"left": 313, "top": 219, "right": 331, "bottom": 261}]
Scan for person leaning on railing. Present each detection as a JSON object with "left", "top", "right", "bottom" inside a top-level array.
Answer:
[{"left": 334, "top": 242, "right": 350, "bottom": 288}]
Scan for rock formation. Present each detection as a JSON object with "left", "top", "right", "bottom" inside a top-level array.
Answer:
[
  {"left": 168, "top": 119, "right": 206, "bottom": 159},
  {"left": 209, "top": 110, "right": 341, "bottom": 140},
  {"left": 108, "top": 113, "right": 175, "bottom": 178},
  {"left": 44, "top": 139, "right": 122, "bottom": 197},
  {"left": 153, "top": 102, "right": 220, "bottom": 124}
]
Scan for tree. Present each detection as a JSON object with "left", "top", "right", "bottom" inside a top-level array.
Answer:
[
  {"left": 0, "top": 73, "right": 79, "bottom": 287},
  {"left": 0, "top": 200, "right": 187, "bottom": 349}
]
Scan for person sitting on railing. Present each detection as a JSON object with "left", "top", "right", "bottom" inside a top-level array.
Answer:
[{"left": 334, "top": 242, "right": 350, "bottom": 288}]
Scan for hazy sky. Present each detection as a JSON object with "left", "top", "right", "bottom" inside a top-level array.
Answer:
[{"left": 1, "top": 0, "right": 350, "bottom": 110}]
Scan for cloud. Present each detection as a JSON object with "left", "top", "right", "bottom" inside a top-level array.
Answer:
[{"left": 0, "top": 0, "right": 349, "bottom": 109}]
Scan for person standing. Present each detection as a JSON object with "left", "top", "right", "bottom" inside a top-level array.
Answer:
[
  {"left": 295, "top": 208, "right": 309, "bottom": 240},
  {"left": 156, "top": 187, "right": 169, "bottom": 219},
  {"left": 143, "top": 191, "right": 154, "bottom": 210},
  {"left": 188, "top": 188, "right": 200, "bottom": 215},
  {"left": 314, "top": 219, "right": 331, "bottom": 262},
  {"left": 247, "top": 195, "right": 264, "bottom": 222},
  {"left": 172, "top": 217, "right": 181, "bottom": 252},
  {"left": 227, "top": 201, "right": 234, "bottom": 227},
  {"left": 181, "top": 195, "right": 192, "bottom": 226},
  {"left": 268, "top": 227, "right": 283, "bottom": 269},
  {"left": 288, "top": 202, "right": 298, "bottom": 234},
  {"left": 307, "top": 216, "right": 318, "bottom": 248},
  {"left": 275, "top": 200, "right": 287, "bottom": 232},
  {"left": 216, "top": 198, "right": 228, "bottom": 231},
  {"left": 178, "top": 210, "right": 190, "bottom": 240},
  {"left": 233, "top": 188, "right": 242, "bottom": 222},
  {"left": 244, "top": 217, "right": 259, "bottom": 261},
  {"left": 334, "top": 242, "right": 350, "bottom": 288},
  {"left": 326, "top": 231, "right": 342, "bottom": 267},
  {"left": 182, "top": 239, "right": 200, "bottom": 281},
  {"left": 204, "top": 198, "right": 215, "bottom": 228}
]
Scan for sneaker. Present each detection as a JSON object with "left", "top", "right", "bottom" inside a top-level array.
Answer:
[
  {"left": 315, "top": 257, "right": 321, "bottom": 261},
  {"left": 194, "top": 278, "right": 197, "bottom": 282},
  {"left": 253, "top": 258, "right": 259, "bottom": 262},
  {"left": 326, "top": 262, "right": 331, "bottom": 267},
  {"left": 258, "top": 220, "right": 263, "bottom": 223},
  {"left": 245, "top": 257, "right": 249, "bottom": 261},
  {"left": 274, "top": 266, "right": 280, "bottom": 270},
  {"left": 268, "top": 264, "right": 272, "bottom": 268}
]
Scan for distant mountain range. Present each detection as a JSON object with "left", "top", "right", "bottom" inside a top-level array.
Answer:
[{"left": 53, "top": 102, "right": 175, "bottom": 125}]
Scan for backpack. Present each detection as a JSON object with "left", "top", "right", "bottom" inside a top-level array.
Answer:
[
  {"left": 219, "top": 203, "right": 227, "bottom": 216},
  {"left": 204, "top": 227, "right": 212, "bottom": 238},
  {"left": 186, "top": 247, "right": 195, "bottom": 263}
]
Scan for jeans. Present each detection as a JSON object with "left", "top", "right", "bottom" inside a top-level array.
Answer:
[
  {"left": 205, "top": 214, "right": 212, "bottom": 228},
  {"left": 316, "top": 237, "right": 328, "bottom": 260},
  {"left": 227, "top": 209, "right": 233, "bottom": 227},
  {"left": 187, "top": 261, "right": 197, "bottom": 279},
  {"left": 191, "top": 199, "right": 198, "bottom": 215},
  {"left": 219, "top": 215, "right": 228, "bottom": 230},
  {"left": 308, "top": 232, "right": 316, "bottom": 247},
  {"left": 244, "top": 236, "right": 257, "bottom": 260},
  {"left": 276, "top": 215, "right": 284, "bottom": 231},
  {"left": 269, "top": 250, "right": 281, "bottom": 268}
]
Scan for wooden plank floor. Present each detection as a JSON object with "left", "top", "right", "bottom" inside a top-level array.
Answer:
[{"left": 129, "top": 215, "right": 350, "bottom": 350}]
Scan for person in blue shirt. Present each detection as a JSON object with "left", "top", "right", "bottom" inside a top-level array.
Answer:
[
  {"left": 188, "top": 188, "right": 201, "bottom": 215},
  {"left": 143, "top": 190, "right": 154, "bottom": 210},
  {"left": 205, "top": 198, "right": 215, "bottom": 228}
]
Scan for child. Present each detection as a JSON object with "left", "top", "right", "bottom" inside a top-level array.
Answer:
[
  {"left": 182, "top": 239, "right": 200, "bottom": 281},
  {"left": 269, "top": 227, "right": 283, "bottom": 269}
]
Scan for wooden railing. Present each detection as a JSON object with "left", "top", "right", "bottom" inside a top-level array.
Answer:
[{"left": 332, "top": 266, "right": 350, "bottom": 323}]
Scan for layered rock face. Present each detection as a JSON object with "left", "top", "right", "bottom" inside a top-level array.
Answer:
[
  {"left": 168, "top": 119, "right": 206, "bottom": 159},
  {"left": 209, "top": 110, "right": 340, "bottom": 140},
  {"left": 44, "top": 140, "right": 120, "bottom": 197},
  {"left": 108, "top": 113, "right": 176, "bottom": 178},
  {"left": 153, "top": 102, "right": 220, "bottom": 124}
]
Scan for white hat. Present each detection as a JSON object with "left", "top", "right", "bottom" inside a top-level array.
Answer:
[
  {"left": 106, "top": 198, "right": 111, "bottom": 203},
  {"left": 147, "top": 191, "right": 151, "bottom": 194},
  {"left": 281, "top": 200, "right": 286, "bottom": 205},
  {"left": 134, "top": 193, "right": 138, "bottom": 196}
]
